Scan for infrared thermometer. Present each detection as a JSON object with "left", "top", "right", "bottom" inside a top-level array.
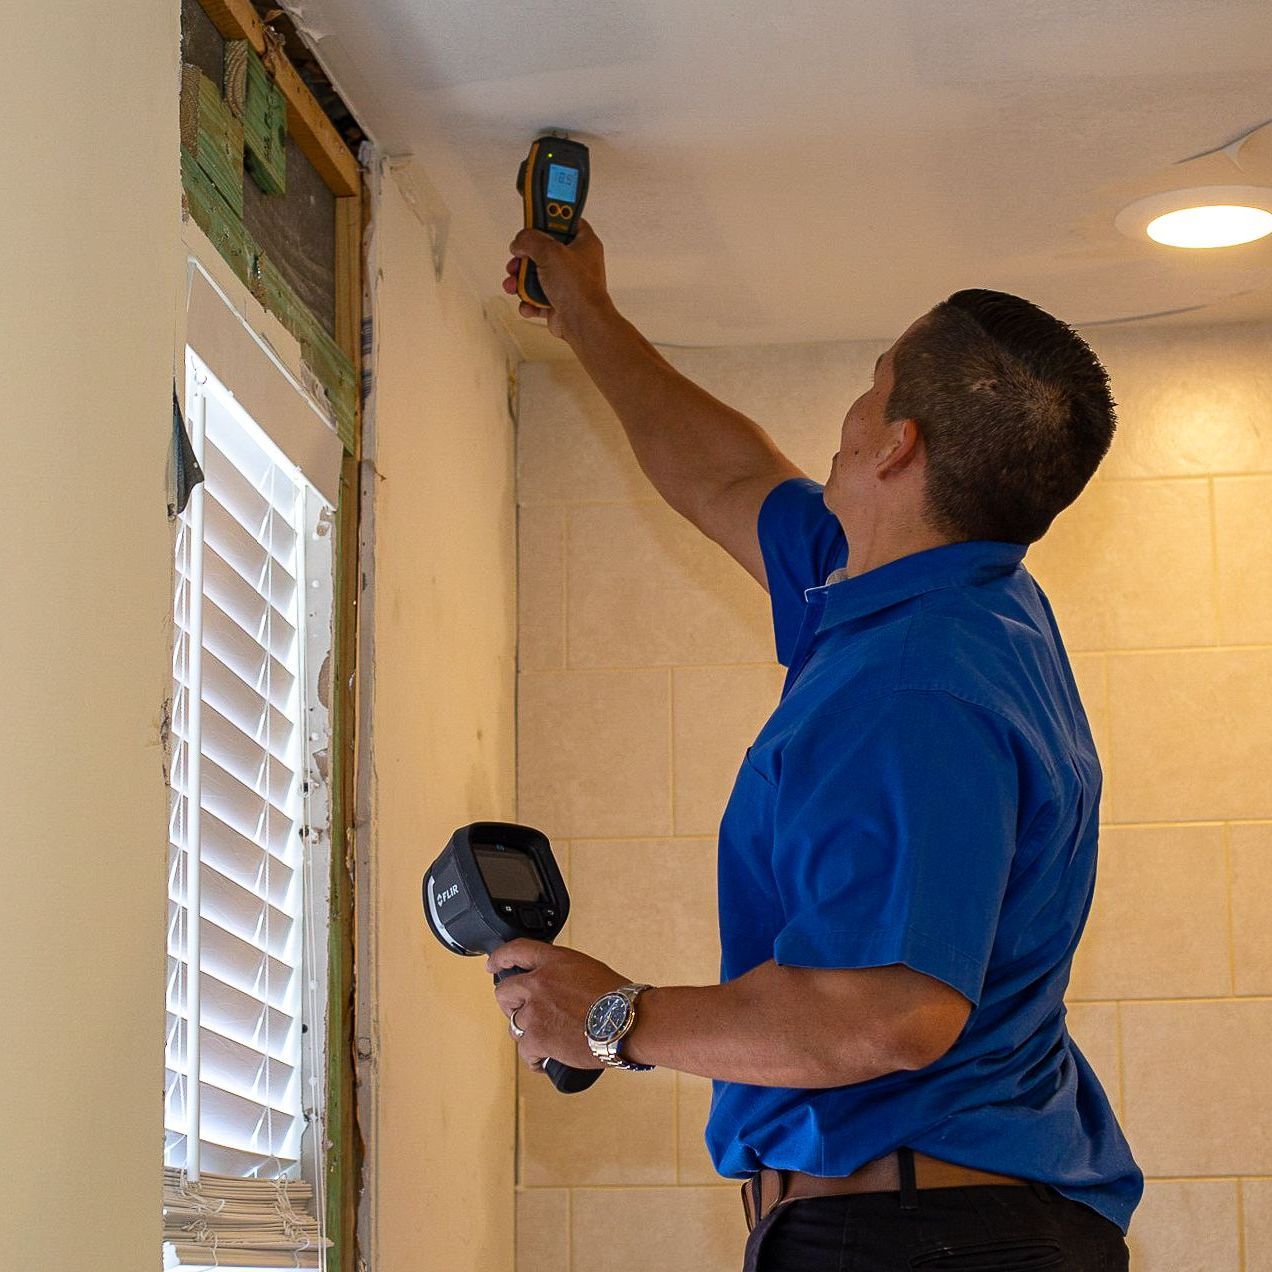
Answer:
[
  {"left": 515, "top": 133, "right": 590, "bottom": 308},
  {"left": 422, "top": 821, "right": 603, "bottom": 1094}
]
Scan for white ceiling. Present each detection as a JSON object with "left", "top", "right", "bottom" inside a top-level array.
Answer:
[{"left": 289, "top": 0, "right": 1272, "bottom": 354}]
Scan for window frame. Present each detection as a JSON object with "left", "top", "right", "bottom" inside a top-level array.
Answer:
[{"left": 171, "top": 218, "right": 360, "bottom": 1267}]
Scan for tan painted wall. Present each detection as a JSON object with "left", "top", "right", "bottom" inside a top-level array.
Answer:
[
  {"left": 513, "top": 321, "right": 1272, "bottom": 1272},
  {"left": 365, "top": 166, "right": 520, "bottom": 1271},
  {"left": 0, "top": 33, "right": 523, "bottom": 1263},
  {"left": 0, "top": 1, "right": 181, "bottom": 1268}
]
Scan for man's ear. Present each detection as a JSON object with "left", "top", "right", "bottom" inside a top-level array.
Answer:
[{"left": 876, "top": 417, "right": 923, "bottom": 477}]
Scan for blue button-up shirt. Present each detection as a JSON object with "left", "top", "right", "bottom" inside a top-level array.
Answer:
[{"left": 705, "top": 478, "right": 1143, "bottom": 1233}]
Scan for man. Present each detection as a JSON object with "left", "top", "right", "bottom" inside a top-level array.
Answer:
[{"left": 488, "top": 220, "right": 1142, "bottom": 1271}]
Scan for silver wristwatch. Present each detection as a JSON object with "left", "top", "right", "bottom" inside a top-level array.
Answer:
[{"left": 585, "top": 983, "right": 655, "bottom": 1070}]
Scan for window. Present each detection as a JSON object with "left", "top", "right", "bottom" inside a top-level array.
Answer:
[{"left": 164, "top": 348, "right": 334, "bottom": 1268}]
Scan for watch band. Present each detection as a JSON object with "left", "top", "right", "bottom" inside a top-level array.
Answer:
[{"left": 588, "top": 983, "right": 655, "bottom": 1071}]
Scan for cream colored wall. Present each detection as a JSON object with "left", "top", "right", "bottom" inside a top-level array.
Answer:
[
  {"left": 0, "top": 9, "right": 522, "bottom": 1264},
  {"left": 513, "top": 321, "right": 1272, "bottom": 1272},
  {"left": 366, "top": 166, "right": 520, "bottom": 1271},
  {"left": 0, "top": 1, "right": 180, "bottom": 1268}
]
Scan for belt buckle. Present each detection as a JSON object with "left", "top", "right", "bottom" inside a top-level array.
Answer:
[
  {"left": 742, "top": 1169, "right": 787, "bottom": 1233},
  {"left": 741, "top": 1176, "right": 757, "bottom": 1231}
]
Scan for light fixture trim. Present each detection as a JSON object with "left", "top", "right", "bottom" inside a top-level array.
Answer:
[{"left": 1116, "top": 185, "right": 1272, "bottom": 249}]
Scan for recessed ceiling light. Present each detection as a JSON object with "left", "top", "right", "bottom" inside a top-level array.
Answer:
[
  {"left": 1115, "top": 185, "right": 1272, "bottom": 249},
  {"left": 1146, "top": 205, "right": 1272, "bottom": 248}
]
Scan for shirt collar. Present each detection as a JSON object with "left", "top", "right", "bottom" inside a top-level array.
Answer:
[{"left": 807, "top": 540, "right": 1028, "bottom": 633}]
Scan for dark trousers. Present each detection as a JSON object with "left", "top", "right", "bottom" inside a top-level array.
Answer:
[{"left": 743, "top": 1180, "right": 1130, "bottom": 1271}]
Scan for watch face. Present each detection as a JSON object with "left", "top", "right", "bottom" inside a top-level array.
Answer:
[{"left": 587, "top": 992, "right": 631, "bottom": 1041}]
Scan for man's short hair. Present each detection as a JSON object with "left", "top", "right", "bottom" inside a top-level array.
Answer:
[{"left": 886, "top": 288, "right": 1116, "bottom": 544}]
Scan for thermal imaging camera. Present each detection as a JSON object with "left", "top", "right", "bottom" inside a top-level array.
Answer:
[
  {"left": 422, "top": 821, "right": 602, "bottom": 1094},
  {"left": 515, "top": 133, "right": 590, "bottom": 308}
]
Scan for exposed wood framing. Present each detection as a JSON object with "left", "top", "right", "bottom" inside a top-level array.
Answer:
[
  {"left": 180, "top": 150, "right": 257, "bottom": 286},
  {"left": 198, "top": 0, "right": 360, "bottom": 196},
  {"left": 252, "top": 256, "right": 357, "bottom": 449},
  {"left": 326, "top": 449, "right": 361, "bottom": 1272},
  {"left": 323, "top": 181, "right": 367, "bottom": 1272},
  {"left": 179, "top": 92, "right": 356, "bottom": 447},
  {"left": 180, "top": 65, "right": 245, "bottom": 217},
  {"left": 225, "top": 40, "right": 287, "bottom": 195},
  {"left": 334, "top": 193, "right": 362, "bottom": 365}
]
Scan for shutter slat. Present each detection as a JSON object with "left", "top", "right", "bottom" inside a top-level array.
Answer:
[
  {"left": 164, "top": 1039, "right": 298, "bottom": 1122},
  {"left": 204, "top": 1085, "right": 303, "bottom": 1160},
  {"left": 182, "top": 644, "right": 295, "bottom": 752},
  {"left": 166, "top": 1002, "right": 295, "bottom": 1083},
  {"left": 168, "top": 865, "right": 296, "bottom": 963},
  {"left": 167, "top": 903, "right": 297, "bottom": 1007},
  {"left": 167, "top": 1022, "right": 299, "bottom": 1103},
  {"left": 203, "top": 435, "right": 299, "bottom": 533},
  {"left": 171, "top": 750, "right": 299, "bottom": 851},
  {"left": 180, "top": 547, "right": 297, "bottom": 663},
  {"left": 204, "top": 498, "right": 298, "bottom": 615},
  {"left": 166, "top": 1081, "right": 303, "bottom": 1159},
  {"left": 167, "top": 954, "right": 297, "bottom": 1062},
  {"left": 187, "top": 1140, "right": 299, "bottom": 1178},
  {"left": 200, "top": 597, "right": 296, "bottom": 714},
  {"left": 205, "top": 486, "right": 297, "bottom": 579},
  {"left": 204, "top": 484, "right": 297, "bottom": 577},
  {"left": 174, "top": 691, "right": 297, "bottom": 803},
  {"left": 204, "top": 404, "right": 299, "bottom": 526},
  {"left": 168, "top": 811, "right": 296, "bottom": 902},
  {"left": 167, "top": 1012, "right": 297, "bottom": 1093}
]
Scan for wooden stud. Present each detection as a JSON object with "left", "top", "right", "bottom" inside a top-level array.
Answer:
[
  {"left": 325, "top": 450, "right": 360, "bottom": 1272},
  {"left": 322, "top": 193, "right": 365, "bottom": 1272},
  {"left": 302, "top": 328, "right": 357, "bottom": 452},
  {"left": 181, "top": 149, "right": 258, "bottom": 287},
  {"left": 324, "top": 192, "right": 365, "bottom": 1272},
  {"left": 253, "top": 256, "right": 357, "bottom": 451},
  {"left": 334, "top": 193, "right": 362, "bottom": 362},
  {"left": 180, "top": 64, "right": 245, "bottom": 218},
  {"left": 198, "top": 0, "right": 360, "bottom": 196},
  {"left": 225, "top": 41, "right": 287, "bottom": 196}
]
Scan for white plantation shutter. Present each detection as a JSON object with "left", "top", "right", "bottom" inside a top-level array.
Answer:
[{"left": 165, "top": 348, "right": 333, "bottom": 1268}]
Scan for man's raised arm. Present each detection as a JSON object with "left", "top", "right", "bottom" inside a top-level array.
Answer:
[{"left": 504, "top": 221, "right": 804, "bottom": 589}]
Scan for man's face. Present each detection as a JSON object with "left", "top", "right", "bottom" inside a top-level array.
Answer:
[{"left": 823, "top": 315, "right": 927, "bottom": 528}]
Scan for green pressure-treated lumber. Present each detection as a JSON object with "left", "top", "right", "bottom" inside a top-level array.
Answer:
[
  {"left": 253, "top": 256, "right": 357, "bottom": 451},
  {"left": 181, "top": 149, "right": 259, "bottom": 288},
  {"left": 199, "top": 0, "right": 360, "bottom": 196},
  {"left": 301, "top": 326, "right": 357, "bottom": 453},
  {"left": 225, "top": 40, "right": 287, "bottom": 196},
  {"left": 325, "top": 449, "right": 360, "bottom": 1272},
  {"left": 180, "top": 64, "right": 245, "bottom": 218}
]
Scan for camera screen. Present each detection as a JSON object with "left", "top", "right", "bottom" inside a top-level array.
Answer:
[{"left": 473, "top": 845, "right": 546, "bottom": 904}]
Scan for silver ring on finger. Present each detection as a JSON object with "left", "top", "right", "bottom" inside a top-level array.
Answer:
[{"left": 509, "top": 1006, "right": 526, "bottom": 1039}]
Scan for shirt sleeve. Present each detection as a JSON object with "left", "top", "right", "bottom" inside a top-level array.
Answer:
[
  {"left": 757, "top": 477, "right": 848, "bottom": 666},
  {"left": 770, "top": 689, "right": 1024, "bottom": 1006}
]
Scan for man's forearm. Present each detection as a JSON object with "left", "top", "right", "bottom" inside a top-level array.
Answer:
[
  {"left": 620, "top": 960, "right": 911, "bottom": 1089},
  {"left": 567, "top": 299, "right": 791, "bottom": 517}
]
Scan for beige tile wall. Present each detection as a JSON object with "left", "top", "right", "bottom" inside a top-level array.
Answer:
[{"left": 513, "top": 320, "right": 1272, "bottom": 1272}]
